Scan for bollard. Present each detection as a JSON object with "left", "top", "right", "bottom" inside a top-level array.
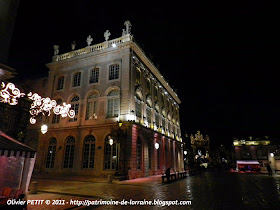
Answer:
[
  {"left": 108, "top": 175, "right": 113, "bottom": 183},
  {"left": 29, "top": 181, "right": 38, "bottom": 194}
]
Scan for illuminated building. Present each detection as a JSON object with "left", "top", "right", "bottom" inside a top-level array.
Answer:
[
  {"left": 26, "top": 21, "right": 184, "bottom": 179},
  {"left": 233, "top": 136, "right": 280, "bottom": 172}
]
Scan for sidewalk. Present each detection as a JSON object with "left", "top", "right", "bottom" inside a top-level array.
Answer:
[
  {"left": 30, "top": 172, "right": 164, "bottom": 185},
  {"left": 26, "top": 173, "right": 166, "bottom": 209}
]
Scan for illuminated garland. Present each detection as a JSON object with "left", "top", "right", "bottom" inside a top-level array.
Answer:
[
  {"left": 0, "top": 82, "right": 75, "bottom": 124},
  {"left": 27, "top": 92, "right": 57, "bottom": 124},
  {"left": 53, "top": 102, "right": 75, "bottom": 118},
  {"left": 0, "top": 82, "right": 25, "bottom": 105}
]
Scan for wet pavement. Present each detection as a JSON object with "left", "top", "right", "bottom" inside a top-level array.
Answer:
[{"left": 21, "top": 171, "right": 280, "bottom": 209}]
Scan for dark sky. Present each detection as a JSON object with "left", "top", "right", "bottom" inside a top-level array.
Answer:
[{"left": 8, "top": 0, "right": 279, "bottom": 147}]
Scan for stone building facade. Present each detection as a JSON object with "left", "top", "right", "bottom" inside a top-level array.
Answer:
[
  {"left": 233, "top": 137, "right": 280, "bottom": 172},
  {"left": 26, "top": 22, "right": 184, "bottom": 179}
]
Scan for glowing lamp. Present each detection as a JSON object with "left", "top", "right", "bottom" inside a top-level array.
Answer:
[
  {"left": 184, "top": 150, "right": 187, "bottom": 155},
  {"left": 270, "top": 153, "right": 274, "bottom": 157},
  {"left": 109, "top": 136, "right": 114, "bottom": 145},
  {"left": 155, "top": 143, "right": 159, "bottom": 150},
  {"left": 112, "top": 43, "right": 116, "bottom": 47},
  {"left": 41, "top": 124, "right": 48, "bottom": 134}
]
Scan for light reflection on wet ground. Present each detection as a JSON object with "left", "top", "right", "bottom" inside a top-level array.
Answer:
[{"left": 29, "top": 172, "right": 280, "bottom": 209}]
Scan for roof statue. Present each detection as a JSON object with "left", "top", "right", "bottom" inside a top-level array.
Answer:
[
  {"left": 104, "top": 30, "right": 111, "bottom": 41},
  {"left": 122, "top": 20, "right": 132, "bottom": 36},
  {"left": 86, "top": 35, "right": 93, "bottom": 46},
  {"left": 71, "top": 41, "right": 76, "bottom": 50},
  {"left": 53, "top": 45, "right": 59, "bottom": 55}
]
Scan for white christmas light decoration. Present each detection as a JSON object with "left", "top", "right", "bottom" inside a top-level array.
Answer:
[
  {"left": 53, "top": 102, "right": 75, "bottom": 118},
  {"left": 0, "top": 82, "right": 25, "bottom": 105},
  {"left": 0, "top": 82, "right": 75, "bottom": 125},
  {"left": 28, "top": 92, "right": 75, "bottom": 124}
]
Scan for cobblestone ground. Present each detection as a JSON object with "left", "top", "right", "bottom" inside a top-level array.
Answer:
[{"left": 21, "top": 171, "right": 280, "bottom": 210}]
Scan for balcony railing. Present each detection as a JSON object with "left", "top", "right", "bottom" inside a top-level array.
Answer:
[{"left": 53, "top": 35, "right": 131, "bottom": 62}]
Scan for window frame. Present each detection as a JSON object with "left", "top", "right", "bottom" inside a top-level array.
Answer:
[
  {"left": 108, "top": 63, "right": 121, "bottom": 82},
  {"left": 63, "top": 136, "right": 75, "bottom": 168},
  {"left": 56, "top": 75, "right": 65, "bottom": 91},
  {"left": 86, "top": 92, "right": 99, "bottom": 120},
  {"left": 89, "top": 67, "right": 100, "bottom": 85},
  {"left": 106, "top": 89, "right": 120, "bottom": 118},
  {"left": 82, "top": 135, "right": 96, "bottom": 169},
  {"left": 71, "top": 71, "right": 82, "bottom": 88},
  {"left": 69, "top": 95, "right": 80, "bottom": 122},
  {"left": 104, "top": 135, "right": 117, "bottom": 170},
  {"left": 45, "top": 138, "right": 57, "bottom": 169}
]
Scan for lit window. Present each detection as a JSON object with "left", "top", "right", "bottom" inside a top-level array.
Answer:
[
  {"left": 146, "top": 79, "right": 151, "bottom": 94},
  {"left": 109, "top": 64, "right": 119, "bottom": 80},
  {"left": 57, "top": 76, "right": 64, "bottom": 90},
  {"left": 86, "top": 92, "right": 99, "bottom": 120},
  {"left": 155, "top": 87, "right": 158, "bottom": 100},
  {"left": 63, "top": 136, "right": 75, "bottom": 168},
  {"left": 73, "top": 72, "right": 81, "bottom": 87},
  {"left": 146, "top": 107, "right": 151, "bottom": 125},
  {"left": 82, "top": 135, "right": 96, "bottom": 168},
  {"left": 155, "top": 113, "right": 159, "bottom": 127},
  {"left": 69, "top": 96, "right": 79, "bottom": 121},
  {"left": 135, "top": 99, "right": 142, "bottom": 118},
  {"left": 136, "top": 69, "right": 141, "bottom": 85},
  {"left": 89, "top": 68, "right": 99, "bottom": 84},
  {"left": 162, "top": 118, "right": 166, "bottom": 131},
  {"left": 107, "top": 90, "right": 120, "bottom": 118},
  {"left": 46, "top": 138, "right": 57, "bottom": 168},
  {"left": 52, "top": 99, "right": 62, "bottom": 124},
  {"left": 104, "top": 135, "right": 117, "bottom": 169}
]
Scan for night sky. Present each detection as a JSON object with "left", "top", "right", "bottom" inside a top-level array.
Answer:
[{"left": 7, "top": 1, "right": 279, "bottom": 147}]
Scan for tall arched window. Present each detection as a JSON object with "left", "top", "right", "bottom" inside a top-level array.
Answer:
[
  {"left": 86, "top": 92, "right": 99, "bottom": 120},
  {"left": 135, "top": 89, "right": 143, "bottom": 119},
  {"left": 165, "top": 140, "right": 169, "bottom": 168},
  {"left": 63, "top": 136, "right": 75, "bottom": 168},
  {"left": 136, "top": 68, "right": 141, "bottom": 85},
  {"left": 73, "top": 72, "right": 81, "bottom": 87},
  {"left": 83, "top": 135, "right": 96, "bottom": 168},
  {"left": 171, "top": 141, "right": 174, "bottom": 169},
  {"left": 104, "top": 135, "right": 117, "bottom": 169},
  {"left": 52, "top": 99, "right": 62, "bottom": 124},
  {"left": 146, "top": 79, "right": 151, "bottom": 94},
  {"left": 107, "top": 89, "right": 120, "bottom": 118},
  {"left": 69, "top": 96, "right": 79, "bottom": 121},
  {"left": 46, "top": 138, "right": 57, "bottom": 168},
  {"left": 157, "top": 141, "right": 160, "bottom": 169},
  {"left": 136, "top": 138, "right": 142, "bottom": 170},
  {"left": 148, "top": 143, "right": 152, "bottom": 169}
]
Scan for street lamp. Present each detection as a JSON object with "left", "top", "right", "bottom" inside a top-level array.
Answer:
[
  {"left": 155, "top": 142, "right": 159, "bottom": 150},
  {"left": 41, "top": 124, "right": 48, "bottom": 134},
  {"left": 109, "top": 136, "right": 114, "bottom": 146}
]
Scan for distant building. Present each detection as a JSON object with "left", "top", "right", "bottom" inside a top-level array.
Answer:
[
  {"left": 233, "top": 136, "right": 280, "bottom": 172},
  {"left": 190, "top": 131, "right": 210, "bottom": 167},
  {"left": 26, "top": 22, "right": 184, "bottom": 179},
  {"left": 0, "top": 0, "right": 29, "bottom": 141}
]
